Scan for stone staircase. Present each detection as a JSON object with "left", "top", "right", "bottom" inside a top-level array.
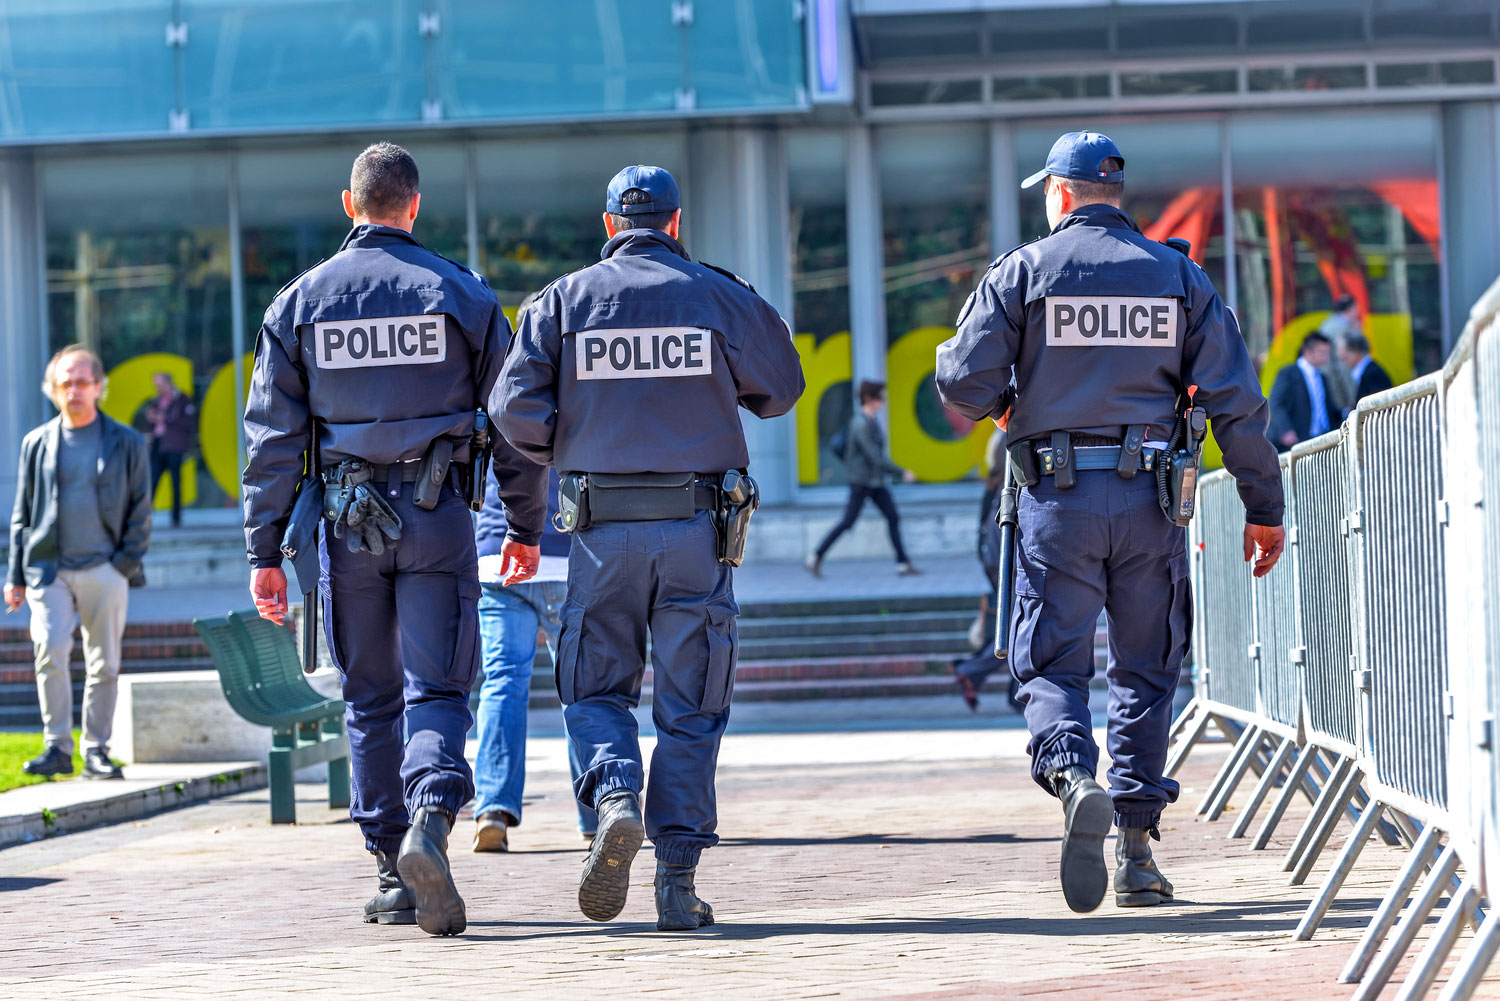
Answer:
[{"left": 0, "top": 589, "right": 1126, "bottom": 728}]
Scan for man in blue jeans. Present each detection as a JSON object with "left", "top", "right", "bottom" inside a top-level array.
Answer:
[{"left": 473, "top": 466, "right": 596, "bottom": 850}]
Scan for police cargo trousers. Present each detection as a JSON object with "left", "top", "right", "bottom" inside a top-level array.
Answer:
[
  {"left": 556, "top": 511, "right": 736, "bottom": 867},
  {"left": 321, "top": 481, "right": 481, "bottom": 854},
  {"left": 1009, "top": 470, "right": 1191, "bottom": 829}
]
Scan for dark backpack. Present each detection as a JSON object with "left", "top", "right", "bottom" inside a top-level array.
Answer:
[{"left": 828, "top": 427, "right": 850, "bottom": 463}]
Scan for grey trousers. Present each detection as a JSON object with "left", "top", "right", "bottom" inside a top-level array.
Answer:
[{"left": 26, "top": 562, "right": 129, "bottom": 754}]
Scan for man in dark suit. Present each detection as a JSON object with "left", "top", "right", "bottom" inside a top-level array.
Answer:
[
  {"left": 1337, "top": 332, "right": 1394, "bottom": 405},
  {"left": 1268, "top": 332, "right": 1340, "bottom": 451}
]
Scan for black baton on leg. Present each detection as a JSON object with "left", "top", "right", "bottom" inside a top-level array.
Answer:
[{"left": 994, "top": 457, "right": 1019, "bottom": 661}]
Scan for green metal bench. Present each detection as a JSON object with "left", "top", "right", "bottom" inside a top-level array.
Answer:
[{"left": 193, "top": 609, "right": 350, "bottom": 824}]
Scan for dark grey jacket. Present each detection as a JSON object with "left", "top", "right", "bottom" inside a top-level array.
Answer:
[
  {"left": 7, "top": 414, "right": 153, "bottom": 589},
  {"left": 844, "top": 414, "right": 903, "bottom": 488}
]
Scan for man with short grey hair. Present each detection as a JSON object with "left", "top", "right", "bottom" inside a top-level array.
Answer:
[{"left": 6, "top": 345, "right": 152, "bottom": 779}]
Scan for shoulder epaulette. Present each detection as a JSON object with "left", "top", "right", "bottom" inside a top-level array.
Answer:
[
  {"left": 272, "top": 259, "right": 326, "bottom": 299},
  {"left": 700, "top": 261, "right": 758, "bottom": 294},
  {"left": 430, "top": 250, "right": 486, "bottom": 284}
]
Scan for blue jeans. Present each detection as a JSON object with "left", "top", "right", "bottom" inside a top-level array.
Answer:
[{"left": 475, "top": 580, "right": 597, "bottom": 833}]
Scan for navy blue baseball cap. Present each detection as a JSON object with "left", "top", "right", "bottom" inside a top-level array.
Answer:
[
  {"left": 1020, "top": 131, "right": 1125, "bottom": 189},
  {"left": 605, "top": 164, "right": 680, "bottom": 215}
]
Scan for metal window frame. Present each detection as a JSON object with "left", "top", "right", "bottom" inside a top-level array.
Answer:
[{"left": 859, "top": 47, "right": 1500, "bottom": 122}]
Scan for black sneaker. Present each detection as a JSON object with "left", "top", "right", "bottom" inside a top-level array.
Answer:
[
  {"left": 82, "top": 748, "right": 123, "bottom": 780},
  {"left": 22, "top": 744, "right": 73, "bottom": 777}
]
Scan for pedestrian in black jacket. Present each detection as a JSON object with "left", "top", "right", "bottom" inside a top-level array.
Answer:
[{"left": 1337, "top": 332, "right": 1394, "bottom": 408}]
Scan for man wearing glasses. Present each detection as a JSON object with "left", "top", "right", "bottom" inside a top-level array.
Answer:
[{"left": 6, "top": 345, "right": 153, "bottom": 780}]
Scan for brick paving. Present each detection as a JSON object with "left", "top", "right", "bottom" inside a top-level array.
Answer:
[{"left": 0, "top": 709, "right": 1494, "bottom": 1000}]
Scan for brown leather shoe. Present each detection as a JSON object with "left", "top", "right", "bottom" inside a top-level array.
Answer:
[{"left": 472, "top": 813, "right": 510, "bottom": 853}]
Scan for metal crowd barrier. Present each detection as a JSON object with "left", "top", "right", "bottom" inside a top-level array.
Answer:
[{"left": 1165, "top": 275, "right": 1500, "bottom": 1001}]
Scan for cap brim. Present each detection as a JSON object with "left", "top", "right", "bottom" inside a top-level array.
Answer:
[{"left": 1020, "top": 168, "right": 1049, "bottom": 189}]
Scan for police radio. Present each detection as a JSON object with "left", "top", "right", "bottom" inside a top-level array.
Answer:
[{"left": 1160, "top": 396, "right": 1207, "bottom": 527}]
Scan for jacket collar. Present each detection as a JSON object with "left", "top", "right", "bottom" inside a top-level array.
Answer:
[
  {"left": 601, "top": 229, "right": 690, "bottom": 262},
  {"left": 1050, "top": 202, "right": 1142, "bottom": 237},
  {"left": 338, "top": 224, "right": 425, "bottom": 253}
]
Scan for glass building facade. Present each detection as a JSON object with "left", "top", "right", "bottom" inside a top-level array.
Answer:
[{"left": 1, "top": 0, "right": 1498, "bottom": 527}]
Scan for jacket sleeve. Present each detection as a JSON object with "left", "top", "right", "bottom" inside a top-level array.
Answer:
[
  {"left": 476, "top": 300, "right": 546, "bottom": 548},
  {"left": 936, "top": 262, "right": 1023, "bottom": 422},
  {"left": 731, "top": 301, "right": 805, "bottom": 419},
  {"left": 242, "top": 311, "right": 311, "bottom": 569},
  {"left": 492, "top": 297, "right": 561, "bottom": 468},
  {"left": 1181, "top": 279, "right": 1285, "bottom": 527},
  {"left": 7, "top": 435, "right": 34, "bottom": 589},
  {"left": 112, "top": 427, "right": 153, "bottom": 577}
]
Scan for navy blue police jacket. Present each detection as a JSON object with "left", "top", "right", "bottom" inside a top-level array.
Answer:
[
  {"left": 475, "top": 464, "right": 569, "bottom": 562},
  {"left": 492, "top": 229, "right": 805, "bottom": 473},
  {"left": 935, "top": 203, "right": 1283, "bottom": 527},
  {"left": 242, "top": 224, "right": 547, "bottom": 569}
]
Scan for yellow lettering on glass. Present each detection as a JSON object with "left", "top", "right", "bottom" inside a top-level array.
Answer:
[
  {"left": 200, "top": 354, "right": 254, "bottom": 497},
  {"left": 792, "top": 332, "right": 852, "bottom": 484},
  {"left": 887, "top": 327, "right": 989, "bottom": 482}
]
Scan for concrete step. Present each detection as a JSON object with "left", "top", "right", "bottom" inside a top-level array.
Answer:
[{"left": 737, "top": 610, "right": 975, "bottom": 639}]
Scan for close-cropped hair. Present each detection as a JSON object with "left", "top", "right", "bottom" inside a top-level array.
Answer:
[
  {"left": 350, "top": 142, "right": 420, "bottom": 219},
  {"left": 1056, "top": 156, "right": 1124, "bottom": 204}
]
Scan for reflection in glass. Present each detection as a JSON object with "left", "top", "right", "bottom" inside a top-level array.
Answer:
[
  {"left": 474, "top": 136, "right": 688, "bottom": 310},
  {"left": 789, "top": 133, "right": 852, "bottom": 486},
  {"left": 1230, "top": 111, "right": 1442, "bottom": 384},
  {"left": 879, "top": 124, "right": 989, "bottom": 481},
  {"left": 44, "top": 153, "right": 231, "bottom": 507}
]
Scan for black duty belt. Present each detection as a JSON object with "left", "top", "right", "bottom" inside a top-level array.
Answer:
[
  {"left": 368, "top": 460, "right": 424, "bottom": 483},
  {"left": 1035, "top": 444, "right": 1158, "bottom": 475}
]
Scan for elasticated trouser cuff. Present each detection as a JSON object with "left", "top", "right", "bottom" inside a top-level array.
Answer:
[
  {"left": 367, "top": 834, "right": 405, "bottom": 855},
  {"left": 1030, "top": 751, "right": 1096, "bottom": 796},
  {"left": 654, "top": 840, "right": 705, "bottom": 867},
  {"left": 1114, "top": 808, "right": 1163, "bottom": 830}
]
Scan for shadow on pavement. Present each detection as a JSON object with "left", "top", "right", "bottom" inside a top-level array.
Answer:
[
  {"left": 0, "top": 876, "right": 62, "bottom": 892},
  {"left": 716, "top": 832, "right": 1053, "bottom": 847},
  {"left": 460, "top": 896, "right": 1383, "bottom": 941}
]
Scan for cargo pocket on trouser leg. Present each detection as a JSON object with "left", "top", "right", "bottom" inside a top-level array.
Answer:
[
  {"left": 698, "top": 600, "right": 738, "bottom": 713},
  {"left": 555, "top": 600, "right": 585, "bottom": 706},
  {"left": 448, "top": 578, "right": 483, "bottom": 692},
  {"left": 1009, "top": 562, "right": 1047, "bottom": 683}
]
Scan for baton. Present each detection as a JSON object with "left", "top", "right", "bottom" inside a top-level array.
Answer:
[{"left": 993, "top": 452, "right": 1019, "bottom": 661}]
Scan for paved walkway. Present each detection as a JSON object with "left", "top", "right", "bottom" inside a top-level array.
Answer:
[{"left": 0, "top": 700, "right": 1492, "bottom": 999}]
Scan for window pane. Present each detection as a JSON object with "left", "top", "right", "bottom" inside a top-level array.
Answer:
[
  {"left": 43, "top": 153, "right": 233, "bottom": 510},
  {"left": 878, "top": 124, "right": 990, "bottom": 483},
  {"left": 474, "top": 134, "right": 688, "bottom": 313},
  {"left": 184, "top": 0, "right": 425, "bottom": 130},
  {"left": 1230, "top": 110, "right": 1443, "bottom": 392},
  {"left": 870, "top": 79, "right": 982, "bottom": 107},
  {"left": 1119, "top": 69, "right": 1238, "bottom": 97},
  {"left": 0, "top": 1, "right": 173, "bottom": 139},
  {"left": 789, "top": 132, "right": 852, "bottom": 487},
  {"left": 1248, "top": 65, "right": 1368, "bottom": 92},
  {"left": 992, "top": 74, "right": 1109, "bottom": 102}
]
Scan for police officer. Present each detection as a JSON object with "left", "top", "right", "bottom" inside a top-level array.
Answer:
[
  {"left": 492, "top": 165, "right": 804, "bottom": 930},
  {"left": 936, "top": 132, "right": 1286, "bottom": 913},
  {"left": 243, "top": 142, "right": 546, "bottom": 936}
]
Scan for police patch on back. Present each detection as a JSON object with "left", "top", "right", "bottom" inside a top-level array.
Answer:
[
  {"left": 1045, "top": 296, "right": 1181, "bottom": 347},
  {"left": 314, "top": 314, "right": 449, "bottom": 369},
  {"left": 575, "top": 327, "right": 713, "bottom": 381}
]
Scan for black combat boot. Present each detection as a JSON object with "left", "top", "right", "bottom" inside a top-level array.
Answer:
[
  {"left": 655, "top": 862, "right": 714, "bottom": 931},
  {"left": 1114, "top": 826, "right": 1174, "bottom": 907},
  {"left": 578, "top": 790, "right": 645, "bottom": 922},
  {"left": 363, "top": 849, "right": 416, "bottom": 925},
  {"left": 397, "top": 807, "right": 466, "bottom": 936},
  {"left": 1045, "top": 764, "right": 1113, "bottom": 914}
]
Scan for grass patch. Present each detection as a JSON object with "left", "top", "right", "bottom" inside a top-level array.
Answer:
[{"left": 0, "top": 730, "right": 90, "bottom": 793}]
